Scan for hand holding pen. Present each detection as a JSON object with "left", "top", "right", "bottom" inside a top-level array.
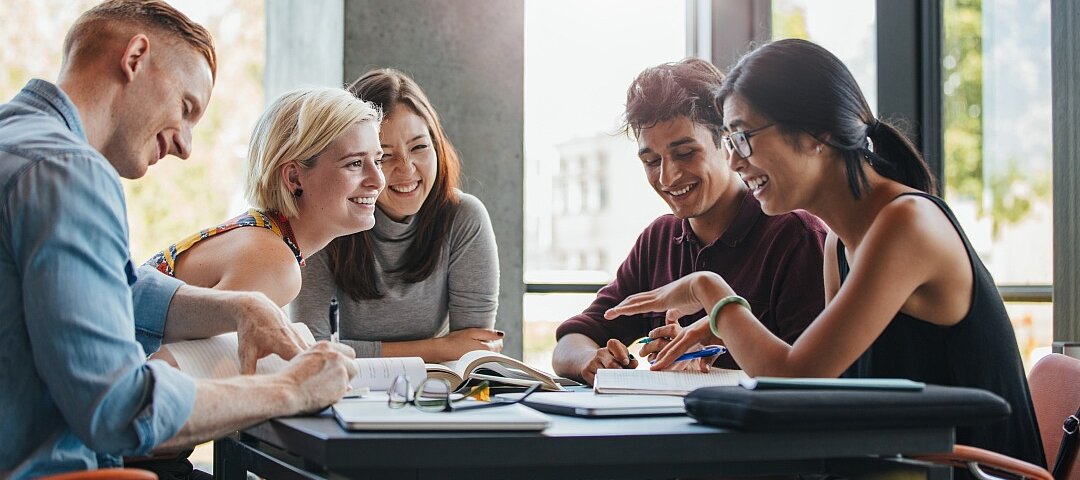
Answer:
[{"left": 329, "top": 297, "right": 340, "bottom": 343}]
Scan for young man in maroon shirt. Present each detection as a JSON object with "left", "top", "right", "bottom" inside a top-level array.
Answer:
[{"left": 552, "top": 58, "right": 828, "bottom": 385}]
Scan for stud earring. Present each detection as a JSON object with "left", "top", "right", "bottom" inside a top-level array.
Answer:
[
  {"left": 815, "top": 145, "right": 822, "bottom": 154},
  {"left": 294, "top": 188, "right": 303, "bottom": 197}
]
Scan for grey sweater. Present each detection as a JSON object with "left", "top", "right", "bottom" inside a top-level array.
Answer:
[{"left": 290, "top": 192, "right": 499, "bottom": 357}]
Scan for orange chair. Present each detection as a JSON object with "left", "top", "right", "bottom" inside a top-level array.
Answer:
[
  {"left": 37, "top": 468, "right": 157, "bottom": 479},
  {"left": 914, "top": 353, "right": 1080, "bottom": 480}
]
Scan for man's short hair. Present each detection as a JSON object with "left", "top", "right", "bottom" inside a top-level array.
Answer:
[
  {"left": 245, "top": 87, "right": 382, "bottom": 218},
  {"left": 63, "top": 0, "right": 217, "bottom": 80},
  {"left": 622, "top": 57, "right": 726, "bottom": 146}
]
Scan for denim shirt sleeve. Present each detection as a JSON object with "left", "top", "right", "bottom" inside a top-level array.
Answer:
[
  {"left": 9, "top": 152, "right": 195, "bottom": 455},
  {"left": 132, "top": 265, "right": 184, "bottom": 354}
]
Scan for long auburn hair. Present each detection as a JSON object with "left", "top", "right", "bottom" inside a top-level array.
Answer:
[
  {"left": 327, "top": 69, "right": 462, "bottom": 300},
  {"left": 719, "top": 39, "right": 937, "bottom": 198}
]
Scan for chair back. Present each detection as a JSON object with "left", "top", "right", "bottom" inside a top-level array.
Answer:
[
  {"left": 1029, "top": 353, "right": 1080, "bottom": 480},
  {"left": 37, "top": 468, "right": 157, "bottom": 479}
]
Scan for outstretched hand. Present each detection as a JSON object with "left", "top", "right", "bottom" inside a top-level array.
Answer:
[{"left": 604, "top": 271, "right": 724, "bottom": 322}]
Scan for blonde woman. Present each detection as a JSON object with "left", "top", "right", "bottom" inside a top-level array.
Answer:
[
  {"left": 136, "top": 87, "right": 384, "bottom": 479},
  {"left": 145, "top": 87, "right": 385, "bottom": 307}
]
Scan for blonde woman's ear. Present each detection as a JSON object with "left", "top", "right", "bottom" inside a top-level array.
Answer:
[{"left": 281, "top": 161, "right": 303, "bottom": 196}]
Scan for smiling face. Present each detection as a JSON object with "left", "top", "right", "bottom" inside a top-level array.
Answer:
[
  {"left": 292, "top": 122, "right": 386, "bottom": 235},
  {"left": 104, "top": 44, "right": 213, "bottom": 179},
  {"left": 722, "top": 94, "right": 824, "bottom": 215},
  {"left": 637, "top": 116, "right": 740, "bottom": 220},
  {"left": 376, "top": 105, "right": 438, "bottom": 221}
]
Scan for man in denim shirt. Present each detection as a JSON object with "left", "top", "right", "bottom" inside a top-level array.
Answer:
[{"left": 0, "top": 2, "right": 359, "bottom": 478}]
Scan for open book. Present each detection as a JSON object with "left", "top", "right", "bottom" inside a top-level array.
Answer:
[
  {"left": 593, "top": 367, "right": 750, "bottom": 396},
  {"left": 426, "top": 350, "right": 571, "bottom": 392}
]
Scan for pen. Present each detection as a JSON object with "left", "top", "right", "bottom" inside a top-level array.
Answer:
[
  {"left": 636, "top": 336, "right": 670, "bottom": 345},
  {"left": 649, "top": 345, "right": 727, "bottom": 364},
  {"left": 329, "top": 297, "right": 340, "bottom": 343}
]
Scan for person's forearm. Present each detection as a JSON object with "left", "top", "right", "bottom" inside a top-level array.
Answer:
[
  {"left": 380, "top": 338, "right": 446, "bottom": 362},
  {"left": 155, "top": 374, "right": 297, "bottom": 452},
  {"left": 552, "top": 334, "right": 601, "bottom": 382},
  {"left": 694, "top": 274, "right": 799, "bottom": 376},
  {"left": 161, "top": 286, "right": 247, "bottom": 343}
]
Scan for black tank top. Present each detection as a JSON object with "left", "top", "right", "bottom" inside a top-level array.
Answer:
[{"left": 837, "top": 192, "right": 1044, "bottom": 466}]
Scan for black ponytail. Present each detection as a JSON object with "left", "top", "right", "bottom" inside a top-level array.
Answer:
[{"left": 718, "top": 38, "right": 937, "bottom": 198}]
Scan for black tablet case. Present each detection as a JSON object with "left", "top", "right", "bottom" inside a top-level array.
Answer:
[{"left": 684, "top": 385, "right": 1011, "bottom": 431}]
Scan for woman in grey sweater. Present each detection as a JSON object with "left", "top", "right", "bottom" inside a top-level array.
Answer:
[{"left": 291, "top": 69, "right": 502, "bottom": 362}]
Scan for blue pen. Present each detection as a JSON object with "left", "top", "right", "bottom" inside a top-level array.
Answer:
[{"left": 650, "top": 345, "right": 727, "bottom": 364}]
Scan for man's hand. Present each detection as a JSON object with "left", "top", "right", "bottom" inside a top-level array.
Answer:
[
  {"left": 280, "top": 341, "right": 358, "bottom": 413},
  {"left": 232, "top": 292, "right": 311, "bottom": 374},
  {"left": 581, "top": 338, "right": 638, "bottom": 385}
]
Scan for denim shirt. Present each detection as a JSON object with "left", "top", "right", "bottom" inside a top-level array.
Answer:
[{"left": 0, "top": 79, "right": 196, "bottom": 479}]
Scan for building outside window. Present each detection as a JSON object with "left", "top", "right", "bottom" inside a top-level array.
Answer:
[{"left": 522, "top": 0, "right": 684, "bottom": 371}]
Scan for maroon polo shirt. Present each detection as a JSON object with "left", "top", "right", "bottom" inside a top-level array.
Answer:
[{"left": 555, "top": 190, "right": 827, "bottom": 369}]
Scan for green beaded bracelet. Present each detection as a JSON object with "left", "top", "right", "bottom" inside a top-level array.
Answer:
[{"left": 708, "top": 295, "right": 751, "bottom": 338}]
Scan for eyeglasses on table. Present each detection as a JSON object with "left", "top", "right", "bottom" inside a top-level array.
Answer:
[{"left": 388, "top": 375, "right": 541, "bottom": 412}]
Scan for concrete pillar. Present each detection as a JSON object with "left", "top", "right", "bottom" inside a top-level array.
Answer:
[{"left": 265, "top": 0, "right": 344, "bottom": 103}]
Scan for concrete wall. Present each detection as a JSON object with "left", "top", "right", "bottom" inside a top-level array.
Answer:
[
  {"left": 265, "top": 0, "right": 344, "bottom": 103},
  {"left": 267, "top": 0, "right": 526, "bottom": 358}
]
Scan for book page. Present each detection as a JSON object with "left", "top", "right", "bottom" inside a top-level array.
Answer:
[
  {"left": 594, "top": 368, "right": 749, "bottom": 395},
  {"left": 452, "top": 350, "right": 562, "bottom": 390},
  {"left": 163, "top": 322, "right": 316, "bottom": 378}
]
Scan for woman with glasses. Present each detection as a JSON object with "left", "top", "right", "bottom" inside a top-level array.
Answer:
[
  {"left": 605, "top": 39, "right": 1043, "bottom": 466},
  {"left": 292, "top": 69, "right": 503, "bottom": 363}
]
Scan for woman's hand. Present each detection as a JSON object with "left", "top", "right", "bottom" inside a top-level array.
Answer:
[
  {"left": 650, "top": 318, "right": 720, "bottom": 372},
  {"left": 436, "top": 327, "right": 504, "bottom": 360},
  {"left": 604, "top": 271, "right": 733, "bottom": 324}
]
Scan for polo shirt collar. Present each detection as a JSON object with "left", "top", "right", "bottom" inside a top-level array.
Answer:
[{"left": 674, "top": 189, "right": 761, "bottom": 248}]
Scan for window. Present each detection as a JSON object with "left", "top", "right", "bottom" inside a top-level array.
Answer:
[
  {"left": 942, "top": 0, "right": 1053, "bottom": 367},
  {"left": 771, "top": 0, "right": 877, "bottom": 112},
  {"left": 523, "top": 0, "right": 686, "bottom": 371}
]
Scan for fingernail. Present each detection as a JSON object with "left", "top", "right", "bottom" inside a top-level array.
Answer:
[{"left": 496, "top": 330, "right": 505, "bottom": 337}]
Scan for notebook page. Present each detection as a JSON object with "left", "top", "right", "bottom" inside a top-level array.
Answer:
[
  {"left": 165, "top": 332, "right": 244, "bottom": 379},
  {"left": 594, "top": 368, "right": 747, "bottom": 395},
  {"left": 350, "top": 357, "right": 426, "bottom": 391}
]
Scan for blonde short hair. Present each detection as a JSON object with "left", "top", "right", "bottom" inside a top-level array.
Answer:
[{"left": 245, "top": 87, "right": 381, "bottom": 217}]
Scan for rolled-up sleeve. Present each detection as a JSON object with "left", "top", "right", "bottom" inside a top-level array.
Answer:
[
  {"left": 12, "top": 153, "right": 195, "bottom": 455},
  {"left": 132, "top": 265, "right": 184, "bottom": 354}
]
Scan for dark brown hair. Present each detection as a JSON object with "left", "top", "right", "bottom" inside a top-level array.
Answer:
[
  {"left": 63, "top": 0, "right": 217, "bottom": 80},
  {"left": 328, "top": 69, "right": 462, "bottom": 300},
  {"left": 622, "top": 57, "right": 726, "bottom": 146},
  {"left": 719, "top": 39, "right": 936, "bottom": 197}
]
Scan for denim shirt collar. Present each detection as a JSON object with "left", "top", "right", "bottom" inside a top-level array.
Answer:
[{"left": 15, "top": 79, "right": 87, "bottom": 142}]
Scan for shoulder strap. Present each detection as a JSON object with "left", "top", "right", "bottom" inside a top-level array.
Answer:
[{"left": 1053, "top": 404, "right": 1080, "bottom": 479}]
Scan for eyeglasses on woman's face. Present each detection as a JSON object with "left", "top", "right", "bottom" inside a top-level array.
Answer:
[
  {"left": 721, "top": 123, "right": 776, "bottom": 159},
  {"left": 388, "top": 375, "right": 541, "bottom": 412}
]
